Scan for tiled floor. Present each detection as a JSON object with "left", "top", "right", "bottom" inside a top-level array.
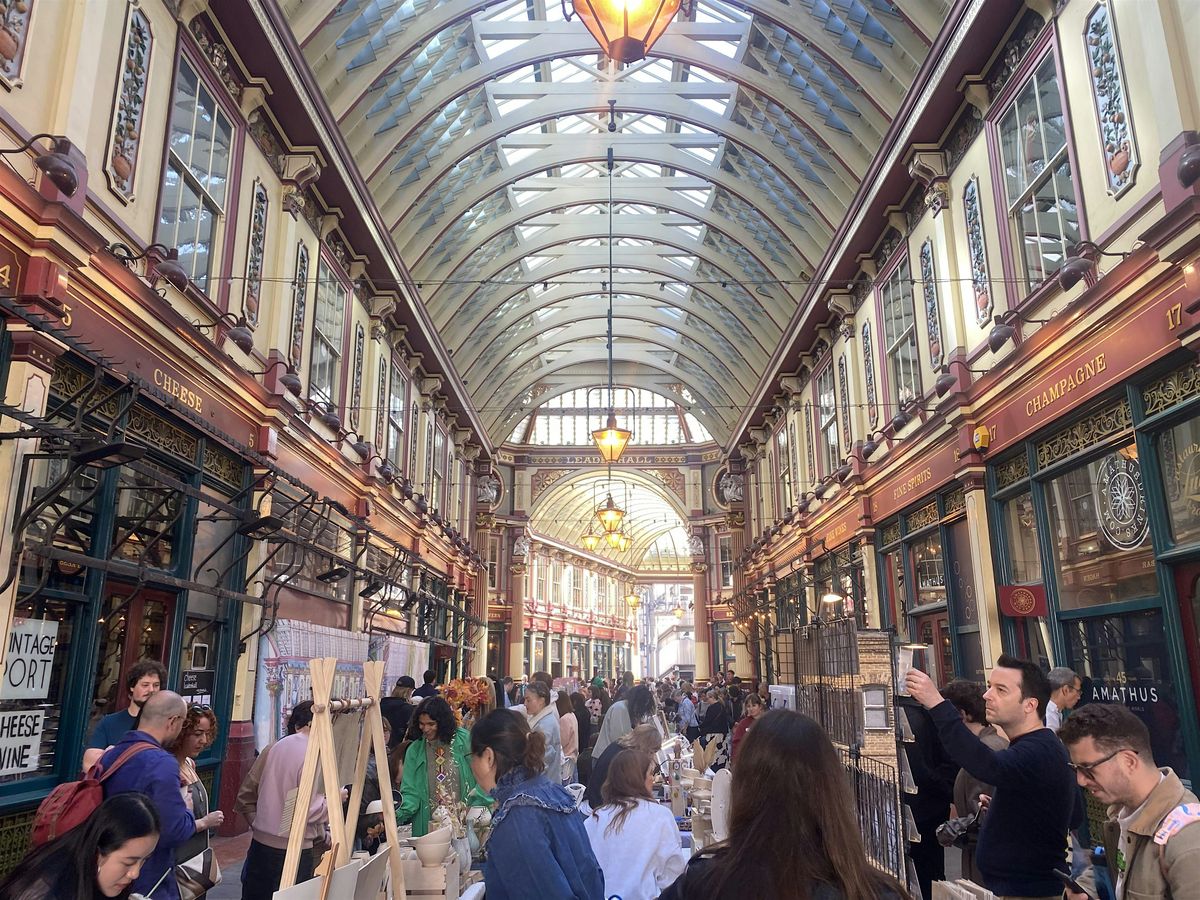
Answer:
[{"left": 208, "top": 832, "right": 250, "bottom": 900}]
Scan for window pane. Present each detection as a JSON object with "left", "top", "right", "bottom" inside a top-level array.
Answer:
[
  {"left": 1043, "top": 447, "right": 1156, "bottom": 610},
  {"left": 910, "top": 532, "right": 946, "bottom": 607},
  {"left": 189, "top": 81, "right": 217, "bottom": 191},
  {"left": 1065, "top": 609, "right": 1189, "bottom": 782},
  {"left": 169, "top": 60, "right": 198, "bottom": 166},
  {"left": 1160, "top": 414, "right": 1200, "bottom": 545},
  {"left": 209, "top": 113, "right": 233, "bottom": 209},
  {"left": 1000, "top": 490, "right": 1042, "bottom": 583}
]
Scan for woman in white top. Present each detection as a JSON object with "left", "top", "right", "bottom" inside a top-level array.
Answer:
[{"left": 584, "top": 748, "right": 685, "bottom": 900}]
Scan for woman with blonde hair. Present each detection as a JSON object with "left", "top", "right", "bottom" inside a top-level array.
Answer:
[
  {"left": 584, "top": 749, "right": 684, "bottom": 900},
  {"left": 584, "top": 723, "right": 661, "bottom": 809}
]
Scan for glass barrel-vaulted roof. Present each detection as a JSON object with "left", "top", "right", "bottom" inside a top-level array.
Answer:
[{"left": 284, "top": 0, "right": 947, "bottom": 446}]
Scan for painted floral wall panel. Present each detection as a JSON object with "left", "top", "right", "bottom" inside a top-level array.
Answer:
[
  {"left": 350, "top": 323, "right": 365, "bottom": 430},
  {"left": 963, "top": 177, "right": 993, "bottom": 326},
  {"left": 243, "top": 181, "right": 269, "bottom": 326},
  {"left": 861, "top": 322, "right": 879, "bottom": 427},
  {"left": 376, "top": 359, "right": 387, "bottom": 450},
  {"left": 107, "top": 8, "right": 152, "bottom": 201},
  {"left": 921, "top": 240, "right": 944, "bottom": 370},
  {"left": 838, "top": 355, "right": 852, "bottom": 448},
  {"left": 290, "top": 242, "right": 309, "bottom": 369},
  {"left": 1085, "top": 2, "right": 1138, "bottom": 196},
  {"left": 0, "top": 0, "right": 33, "bottom": 86}
]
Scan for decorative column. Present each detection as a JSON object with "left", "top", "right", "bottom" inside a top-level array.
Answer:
[
  {"left": 691, "top": 562, "right": 711, "bottom": 682},
  {"left": 507, "top": 530, "right": 531, "bottom": 678}
]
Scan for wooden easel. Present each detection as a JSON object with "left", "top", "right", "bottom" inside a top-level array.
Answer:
[{"left": 279, "top": 658, "right": 406, "bottom": 898}]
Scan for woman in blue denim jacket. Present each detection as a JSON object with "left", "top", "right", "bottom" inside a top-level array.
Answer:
[{"left": 470, "top": 709, "right": 604, "bottom": 900}]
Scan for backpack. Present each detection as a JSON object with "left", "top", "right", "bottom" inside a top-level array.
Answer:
[{"left": 30, "top": 742, "right": 156, "bottom": 846}]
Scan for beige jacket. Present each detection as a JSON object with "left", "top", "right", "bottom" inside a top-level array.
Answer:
[{"left": 1080, "top": 768, "right": 1200, "bottom": 900}]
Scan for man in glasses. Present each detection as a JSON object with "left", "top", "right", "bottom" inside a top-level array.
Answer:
[
  {"left": 1059, "top": 704, "right": 1199, "bottom": 900},
  {"left": 1046, "top": 667, "right": 1083, "bottom": 733}
]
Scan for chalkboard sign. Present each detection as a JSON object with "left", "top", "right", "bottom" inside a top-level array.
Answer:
[{"left": 180, "top": 669, "right": 214, "bottom": 705}]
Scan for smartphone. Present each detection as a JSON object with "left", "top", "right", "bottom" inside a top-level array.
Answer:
[{"left": 1053, "top": 869, "right": 1091, "bottom": 896}]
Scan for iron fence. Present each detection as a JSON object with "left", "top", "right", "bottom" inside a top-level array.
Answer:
[{"left": 841, "top": 748, "right": 907, "bottom": 883}]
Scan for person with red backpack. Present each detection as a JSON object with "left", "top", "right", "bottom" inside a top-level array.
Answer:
[
  {"left": 99, "top": 691, "right": 215, "bottom": 900},
  {"left": 0, "top": 793, "right": 161, "bottom": 899}
]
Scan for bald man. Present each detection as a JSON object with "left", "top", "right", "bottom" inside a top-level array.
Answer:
[{"left": 100, "top": 691, "right": 219, "bottom": 900}]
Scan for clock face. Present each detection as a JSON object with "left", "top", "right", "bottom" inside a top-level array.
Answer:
[{"left": 1094, "top": 455, "right": 1149, "bottom": 550}]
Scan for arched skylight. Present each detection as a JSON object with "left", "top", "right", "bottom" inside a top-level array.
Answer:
[{"left": 509, "top": 386, "right": 712, "bottom": 445}]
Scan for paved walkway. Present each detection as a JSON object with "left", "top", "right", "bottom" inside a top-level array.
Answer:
[{"left": 208, "top": 832, "right": 250, "bottom": 900}]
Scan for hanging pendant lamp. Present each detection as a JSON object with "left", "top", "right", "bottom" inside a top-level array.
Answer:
[
  {"left": 591, "top": 146, "right": 633, "bottom": 463},
  {"left": 581, "top": 522, "right": 601, "bottom": 551},
  {"left": 596, "top": 492, "right": 625, "bottom": 533},
  {"left": 567, "top": 0, "right": 683, "bottom": 63}
]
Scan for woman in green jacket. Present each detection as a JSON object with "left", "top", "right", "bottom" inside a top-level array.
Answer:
[{"left": 397, "top": 696, "right": 489, "bottom": 836}]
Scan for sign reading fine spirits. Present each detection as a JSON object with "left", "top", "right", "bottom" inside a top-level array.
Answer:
[
  {"left": 0, "top": 710, "right": 45, "bottom": 775},
  {"left": 998, "top": 584, "right": 1048, "bottom": 617},
  {"left": 1, "top": 618, "right": 59, "bottom": 700}
]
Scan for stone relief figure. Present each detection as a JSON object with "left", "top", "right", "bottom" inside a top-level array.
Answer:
[
  {"left": 513, "top": 533, "right": 531, "bottom": 557},
  {"left": 719, "top": 472, "right": 744, "bottom": 503},
  {"left": 476, "top": 474, "right": 500, "bottom": 505},
  {"left": 687, "top": 531, "right": 705, "bottom": 557}
]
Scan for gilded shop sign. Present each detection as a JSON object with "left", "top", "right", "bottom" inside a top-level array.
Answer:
[
  {"left": 153, "top": 367, "right": 206, "bottom": 413},
  {"left": 1024, "top": 353, "right": 1106, "bottom": 416}
]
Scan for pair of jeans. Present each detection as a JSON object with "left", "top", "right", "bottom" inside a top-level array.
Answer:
[{"left": 239, "top": 839, "right": 314, "bottom": 900}]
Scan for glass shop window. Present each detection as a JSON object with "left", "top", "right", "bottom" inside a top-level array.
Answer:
[
  {"left": 0, "top": 597, "right": 79, "bottom": 785},
  {"left": 881, "top": 547, "right": 908, "bottom": 640},
  {"left": 947, "top": 518, "right": 985, "bottom": 681},
  {"left": 1043, "top": 444, "right": 1157, "bottom": 610},
  {"left": 909, "top": 532, "right": 946, "bottom": 607},
  {"left": 999, "top": 490, "right": 1042, "bottom": 582},
  {"left": 1065, "top": 608, "right": 1189, "bottom": 782},
  {"left": 112, "top": 461, "right": 184, "bottom": 571},
  {"left": 1157, "top": 414, "right": 1200, "bottom": 547}
]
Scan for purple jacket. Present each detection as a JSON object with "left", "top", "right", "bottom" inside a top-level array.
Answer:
[{"left": 100, "top": 730, "right": 196, "bottom": 900}]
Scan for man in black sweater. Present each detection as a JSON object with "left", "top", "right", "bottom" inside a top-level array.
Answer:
[{"left": 906, "top": 655, "right": 1078, "bottom": 900}]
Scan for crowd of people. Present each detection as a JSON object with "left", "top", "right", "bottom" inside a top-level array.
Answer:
[{"left": 2, "top": 657, "right": 1197, "bottom": 900}]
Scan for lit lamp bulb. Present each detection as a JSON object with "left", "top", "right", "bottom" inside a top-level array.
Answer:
[
  {"left": 596, "top": 493, "right": 625, "bottom": 533},
  {"left": 592, "top": 413, "right": 632, "bottom": 463},
  {"left": 581, "top": 524, "right": 601, "bottom": 552}
]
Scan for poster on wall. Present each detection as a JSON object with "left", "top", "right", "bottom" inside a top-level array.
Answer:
[
  {"left": 2, "top": 618, "right": 59, "bottom": 700},
  {"left": 0, "top": 709, "right": 45, "bottom": 775}
]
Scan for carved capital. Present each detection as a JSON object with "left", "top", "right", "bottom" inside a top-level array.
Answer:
[
  {"left": 690, "top": 562, "right": 709, "bottom": 575},
  {"left": 510, "top": 562, "right": 527, "bottom": 576},
  {"left": 724, "top": 511, "right": 744, "bottom": 529},
  {"left": 476, "top": 512, "right": 497, "bottom": 530}
]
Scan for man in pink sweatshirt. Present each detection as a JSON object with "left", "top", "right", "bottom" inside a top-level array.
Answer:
[{"left": 236, "top": 701, "right": 331, "bottom": 900}]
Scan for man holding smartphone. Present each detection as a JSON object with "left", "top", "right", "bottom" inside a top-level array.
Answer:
[
  {"left": 906, "top": 656, "right": 1078, "bottom": 900},
  {"left": 1059, "top": 703, "right": 1200, "bottom": 900}
]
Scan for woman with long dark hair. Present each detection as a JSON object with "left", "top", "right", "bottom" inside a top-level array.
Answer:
[
  {"left": 397, "top": 696, "right": 485, "bottom": 836},
  {"left": 592, "top": 684, "right": 656, "bottom": 757},
  {"left": 661, "top": 710, "right": 908, "bottom": 900},
  {"left": 694, "top": 688, "right": 731, "bottom": 771},
  {"left": 583, "top": 749, "right": 685, "bottom": 900},
  {"left": 0, "top": 794, "right": 160, "bottom": 899},
  {"left": 469, "top": 709, "right": 604, "bottom": 899}
]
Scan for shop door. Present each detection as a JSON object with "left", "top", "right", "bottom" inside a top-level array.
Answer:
[
  {"left": 912, "top": 611, "right": 953, "bottom": 688},
  {"left": 1171, "top": 563, "right": 1200, "bottom": 726},
  {"left": 92, "top": 584, "right": 176, "bottom": 714}
]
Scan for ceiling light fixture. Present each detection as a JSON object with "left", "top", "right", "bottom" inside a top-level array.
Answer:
[
  {"left": 581, "top": 522, "right": 601, "bottom": 552},
  {"left": 596, "top": 492, "right": 625, "bottom": 533},
  {"left": 592, "top": 146, "right": 632, "bottom": 464},
  {"left": 564, "top": 0, "right": 685, "bottom": 63},
  {"left": 0, "top": 133, "right": 79, "bottom": 197}
]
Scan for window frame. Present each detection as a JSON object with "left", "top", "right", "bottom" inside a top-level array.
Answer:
[
  {"left": 386, "top": 359, "right": 408, "bottom": 468},
  {"left": 876, "top": 251, "right": 922, "bottom": 409},
  {"left": 308, "top": 252, "right": 350, "bottom": 410},
  {"left": 986, "top": 33, "right": 1088, "bottom": 306},
  {"left": 155, "top": 45, "right": 242, "bottom": 298},
  {"left": 813, "top": 363, "right": 839, "bottom": 477}
]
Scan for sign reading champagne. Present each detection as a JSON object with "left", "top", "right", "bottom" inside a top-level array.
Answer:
[{"left": 2, "top": 618, "right": 59, "bottom": 700}]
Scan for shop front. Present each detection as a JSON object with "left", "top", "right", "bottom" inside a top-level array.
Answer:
[
  {"left": 872, "top": 441, "right": 987, "bottom": 687},
  {"left": 988, "top": 358, "right": 1200, "bottom": 783},
  {"left": 0, "top": 340, "right": 255, "bottom": 863}
]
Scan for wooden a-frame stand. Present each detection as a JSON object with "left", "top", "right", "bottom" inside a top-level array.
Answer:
[{"left": 279, "top": 657, "right": 406, "bottom": 897}]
